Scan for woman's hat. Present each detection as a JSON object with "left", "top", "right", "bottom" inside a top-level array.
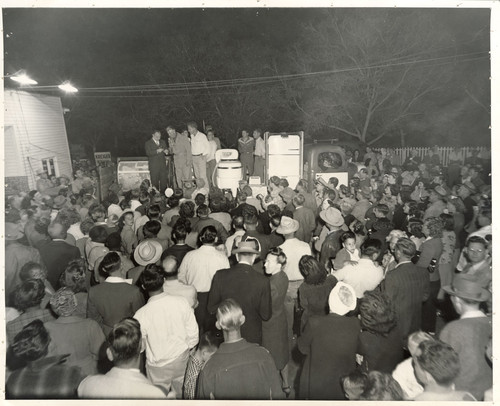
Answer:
[
  {"left": 134, "top": 239, "right": 163, "bottom": 266},
  {"left": 329, "top": 282, "right": 357, "bottom": 316},
  {"left": 442, "top": 273, "right": 490, "bottom": 302},
  {"left": 276, "top": 216, "right": 300, "bottom": 235}
]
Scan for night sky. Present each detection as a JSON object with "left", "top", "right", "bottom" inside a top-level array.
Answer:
[{"left": 3, "top": 8, "right": 491, "bottom": 153}]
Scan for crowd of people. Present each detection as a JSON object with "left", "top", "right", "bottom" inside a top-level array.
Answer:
[{"left": 4, "top": 134, "right": 492, "bottom": 400}]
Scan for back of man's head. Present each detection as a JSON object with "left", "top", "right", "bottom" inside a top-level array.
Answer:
[
  {"left": 108, "top": 318, "right": 142, "bottom": 366},
  {"left": 144, "top": 220, "right": 161, "bottom": 238},
  {"left": 394, "top": 237, "right": 416, "bottom": 260},
  {"left": 360, "top": 239, "right": 382, "bottom": 258},
  {"left": 197, "top": 204, "right": 210, "bottom": 217},
  {"left": 199, "top": 225, "right": 218, "bottom": 245},
  {"left": 293, "top": 194, "right": 305, "bottom": 207},
  {"left": 216, "top": 298, "right": 245, "bottom": 332},
  {"left": 139, "top": 264, "right": 165, "bottom": 293},
  {"left": 415, "top": 340, "right": 460, "bottom": 387},
  {"left": 48, "top": 221, "right": 68, "bottom": 240},
  {"left": 161, "top": 255, "right": 179, "bottom": 278},
  {"left": 243, "top": 209, "right": 258, "bottom": 228},
  {"left": 232, "top": 215, "right": 245, "bottom": 230}
]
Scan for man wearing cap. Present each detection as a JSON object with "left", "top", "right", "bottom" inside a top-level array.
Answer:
[
  {"left": 208, "top": 239, "right": 271, "bottom": 345},
  {"left": 145, "top": 129, "right": 169, "bottom": 193},
  {"left": 298, "top": 282, "right": 360, "bottom": 400},
  {"left": 318, "top": 207, "right": 345, "bottom": 270},
  {"left": 279, "top": 187, "right": 296, "bottom": 217},
  {"left": 167, "top": 125, "right": 193, "bottom": 189},
  {"left": 5, "top": 222, "right": 43, "bottom": 305},
  {"left": 277, "top": 216, "right": 312, "bottom": 340},
  {"left": 439, "top": 274, "right": 492, "bottom": 400},
  {"left": 351, "top": 187, "right": 372, "bottom": 224}
]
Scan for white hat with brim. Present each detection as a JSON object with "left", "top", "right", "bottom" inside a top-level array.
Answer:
[
  {"left": 442, "top": 274, "right": 490, "bottom": 302},
  {"left": 319, "top": 207, "right": 345, "bottom": 228},
  {"left": 232, "top": 240, "right": 260, "bottom": 255},
  {"left": 276, "top": 216, "right": 300, "bottom": 235},
  {"left": 134, "top": 240, "right": 163, "bottom": 266}
]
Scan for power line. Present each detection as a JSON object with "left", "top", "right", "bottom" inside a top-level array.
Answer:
[{"left": 75, "top": 50, "right": 488, "bottom": 93}]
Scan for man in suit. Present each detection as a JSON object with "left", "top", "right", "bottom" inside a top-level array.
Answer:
[
  {"left": 145, "top": 129, "right": 169, "bottom": 193},
  {"left": 207, "top": 240, "right": 271, "bottom": 345},
  {"left": 167, "top": 125, "right": 192, "bottom": 189},
  {"left": 38, "top": 221, "right": 80, "bottom": 289},
  {"left": 292, "top": 194, "right": 316, "bottom": 243},
  {"left": 381, "top": 238, "right": 430, "bottom": 343}
]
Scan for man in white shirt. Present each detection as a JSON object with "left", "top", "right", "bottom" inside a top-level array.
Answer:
[
  {"left": 188, "top": 121, "right": 210, "bottom": 188},
  {"left": 78, "top": 318, "right": 168, "bottom": 399},
  {"left": 178, "top": 225, "right": 230, "bottom": 332},
  {"left": 162, "top": 255, "right": 198, "bottom": 309},
  {"left": 277, "top": 216, "right": 312, "bottom": 339},
  {"left": 134, "top": 264, "right": 199, "bottom": 394},
  {"left": 332, "top": 238, "right": 384, "bottom": 298},
  {"left": 252, "top": 128, "right": 266, "bottom": 182}
]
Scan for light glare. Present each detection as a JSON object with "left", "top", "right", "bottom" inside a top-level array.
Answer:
[
  {"left": 58, "top": 82, "right": 78, "bottom": 93},
  {"left": 10, "top": 74, "right": 38, "bottom": 85}
]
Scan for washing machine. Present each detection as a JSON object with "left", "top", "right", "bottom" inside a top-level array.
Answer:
[{"left": 214, "top": 149, "right": 243, "bottom": 197}]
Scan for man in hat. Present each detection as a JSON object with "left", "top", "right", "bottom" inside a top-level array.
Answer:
[
  {"left": 298, "top": 282, "right": 359, "bottom": 400},
  {"left": 208, "top": 239, "right": 271, "bottom": 345},
  {"left": 145, "top": 129, "right": 169, "bottom": 194},
  {"left": 5, "top": 222, "right": 43, "bottom": 305},
  {"left": 423, "top": 186, "right": 448, "bottom": 220},
  {"left": 167, "top": 125, "right": 193, "bottom": 189},
  {"left": 351, "top": 186, "right": 372, "bottom": 224},
  {"left": 279, "top": 187, "right": 296, "bottom": 217},
  {"left": 318, "top": 207, "right": 346, "bottom": 270},
  {"left": 439, "top": 273, "right": 492, "bottom": 400},
  {"left": 128, "top": 239, "right": 163, "bottom": 285},
  {"left": 35, "top": 169, "right": 53, "bottom": 194},
  {"left": 277, "top": 216, "right": 312, "bottom": 340}
]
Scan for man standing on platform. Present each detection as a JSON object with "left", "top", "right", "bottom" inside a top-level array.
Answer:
[
  {"left": 238, "top": 130, "right": 255, "bottom": 180},
  {"left": 252, "top": 129, "right": 265, "bottom": 183},
  {"left": 167, "top": 126, "right": 192, "bottom": 189},
  {"left": 145, "top": 129, "right": 169, "bottom": 193},
  {"left": 188, "top": 122, "right": 210, "bottom": 188}
]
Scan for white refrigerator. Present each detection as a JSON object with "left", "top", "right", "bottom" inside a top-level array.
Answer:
[{"left": 265, "top": 132, "right": 304, "bottom": 189}]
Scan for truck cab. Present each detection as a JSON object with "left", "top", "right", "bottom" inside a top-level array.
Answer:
[{"left": 304, "top": 140, "right": 363, "bottom": 191}]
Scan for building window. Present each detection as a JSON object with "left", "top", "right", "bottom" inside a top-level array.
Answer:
[{"left": 41, "top": 157, "right": 58, "bottom": 177}]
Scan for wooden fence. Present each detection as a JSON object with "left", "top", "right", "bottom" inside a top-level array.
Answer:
[{"left": 372, "top": 146, "right": 489, "bottom": 167}]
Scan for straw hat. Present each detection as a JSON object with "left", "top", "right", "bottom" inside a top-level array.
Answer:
[
  {"left": 319, "top": 207, "right": 344, "bottom": 227},
  {"left": 134, "top": 239, "right": 163, "bottom": 266},
  {"left": 276, "top": 216, "right": 300, "bottom": 235}
]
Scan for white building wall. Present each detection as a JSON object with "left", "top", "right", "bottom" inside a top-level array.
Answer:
[{"left": 4, "top": 90, "right": 73, "bottom": 190}]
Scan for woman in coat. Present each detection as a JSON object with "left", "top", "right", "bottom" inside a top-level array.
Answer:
[{"left": 262, "top": 247, "right": 290, "bottom": 397}]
